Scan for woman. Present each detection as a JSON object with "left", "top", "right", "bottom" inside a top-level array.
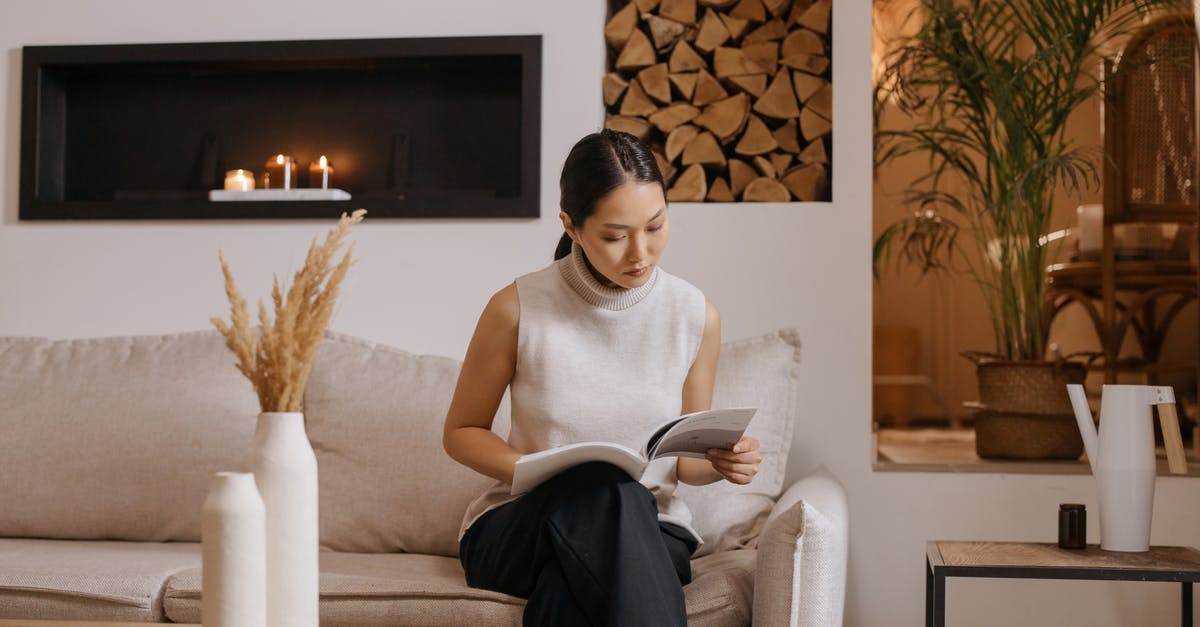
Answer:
[{"left": 442, "top": 129, "right": 762, "bottom": 626}]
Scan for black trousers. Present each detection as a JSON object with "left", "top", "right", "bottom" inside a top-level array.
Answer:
[{"left": 459, "top": 462, "right": 698, "bottom": 627}]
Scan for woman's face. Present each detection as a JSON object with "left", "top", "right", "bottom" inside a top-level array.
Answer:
[{"left": 562, "top": 181, "right": 669, "bottom": 290}]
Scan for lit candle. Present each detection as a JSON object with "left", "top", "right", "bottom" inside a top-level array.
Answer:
[
  {"left": 263, "top": 154, "right": 295, "bottom": 190},
  {"left": 308, "top": 156, "right": 333, "bottom": 190},
  {"left": 223, "top": 169, "right": 255, "bottom": 192}
]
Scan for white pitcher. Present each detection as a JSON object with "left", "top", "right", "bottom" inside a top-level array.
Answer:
[{"left": 1067, "top": 384, "right": 1188, "bottom": 552}]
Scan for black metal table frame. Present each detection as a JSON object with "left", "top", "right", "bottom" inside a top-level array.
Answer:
[{"left": 926, "top": 542, "right": 1197, "bottom": 627}]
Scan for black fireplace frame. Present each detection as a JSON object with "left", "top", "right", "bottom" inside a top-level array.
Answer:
[{"left": 19, "top": 35, "right": 542, "bottom": 220}]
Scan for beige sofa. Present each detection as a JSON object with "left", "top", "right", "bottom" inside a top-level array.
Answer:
[{"left": 0, "top": 328, "right": 847, "bottom": 626}]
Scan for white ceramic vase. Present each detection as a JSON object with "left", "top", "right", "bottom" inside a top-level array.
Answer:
[
  {"left": 202, "top": 472, "right": 266, "bottom": 627},
  {"left": 245, "top": 412, "right": 319, "bottom": 627}
]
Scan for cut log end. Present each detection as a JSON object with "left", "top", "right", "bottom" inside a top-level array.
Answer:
[
  {"left": 706, "top": 176, "right": 735, "bottom": 201},
  {"left": 694, "top": 92, "right": 750, "bottom": 140},
  {"left": 753, "top": 69, "right": 800, "bottom": 119},
  {"left": 693, "top": 68, "right": 730, "bottom": 106},
  {"left": 619, "top": 78, "right": 659, "bottom": 117},
  {"left": 743, "top": 177, "right": 790, "bottom": 202},
  {"left": 752, "top": 154, "right": 776, "bottom": 179},
  {"left": 605, "top": 114, "right": 652, "bottom": 141},
  {"left": 734, "top": 114, "right": 778, "bottom": 155},
  {"left": 772, "top": 118, "right": 801, "bottom": 153},
  {"left": 800, "top": 105, "right": 832, "bottom": 140},
  {"left": 605, "top": 2, "right": 639, "bottom": 51},
  {"left": 669, "top": 40, "right": 707, "bottom": 73},
  {"left": 781, "top": 163, "right": 828, "bottom": 201},
  {"left": 682, "top": 130, "right": 727, "bottom": 167},
  {"left": 616, "top": 29, "right": 657, "bottom": 72},
  {"left": 646, "top": 14, "right": 688, "bottom": 51},
  {"left": 638, "top": 63, "right": 672, "bottom": 104},
  {"left": 602, "top": 72, "right": 629, "bottom": 107},
  {"left": 714, "top": 46, "right": 766, "bottom": 79},
  {"left": 797, "top": 137, "right": 828, "bottom": 164},
  {"left": 667, "top": 163, "right": 708, "bottom": 201},
  {"left": 649, "top": 102, "right": 701, "bottom": 133},
  {"left": 695, "top": 8, "right": 731, "bottom": 52},
  {"left": 728, "top": 159, "right": 757, "bottom": 196},
  {"left": 729, "top": 0, "right": 767, "bottom": 23},
  {"left": 797, "top": 0, "right": 831, "bottom": 35},
  {"left": 661, "top": 0, "right": 700, "bottom": 26},
  {"left": 666, "top": 124, "right": 702, "bottom": 162}
]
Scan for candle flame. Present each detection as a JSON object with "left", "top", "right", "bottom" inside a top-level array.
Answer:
[
  {"left": 275, "top": 154, "right": 285, "bottom": 164},
  {"left": 319, "top": 155, "right": 328, "bottom": 168}
]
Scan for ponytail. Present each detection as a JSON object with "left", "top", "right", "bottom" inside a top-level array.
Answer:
[{"left": 554, "top": 233, "right": 574, "bottom": 261}]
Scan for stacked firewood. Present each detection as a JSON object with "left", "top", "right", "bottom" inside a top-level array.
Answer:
[{"left": 604, "top": 0, "right": 831, "bottom": 202}]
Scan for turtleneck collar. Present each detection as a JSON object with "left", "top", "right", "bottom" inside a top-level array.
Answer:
[{"left": 558, "top": 241, "right": 659, "bottom": 311}]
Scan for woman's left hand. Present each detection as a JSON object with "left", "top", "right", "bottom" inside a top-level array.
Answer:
[{"left": 705, "top": 437, "right": 762, "bottom": 485}]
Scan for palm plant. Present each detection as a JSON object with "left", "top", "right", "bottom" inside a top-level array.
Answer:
[{"left": 873, "top": 0, "right": 1186, "bottom": 361}]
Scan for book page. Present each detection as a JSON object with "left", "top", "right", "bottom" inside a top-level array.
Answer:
[
  {"left": 646, "top": 407, "right": 757, "bottom": 459},
  {"left": 510, "top": 442, "right": 647, "bottom": 495}
]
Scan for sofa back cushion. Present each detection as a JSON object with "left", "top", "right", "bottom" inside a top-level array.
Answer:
[
  {"left": 675, "top": 329, "right": 802, "bottom": 556},
  {"left": 0, "top": 331, "right": 259, "bottom": 542},
  {"left": 304, "top": 332, "right": 507, "bottom": 557},
  {"left": 0, "top": 327, "right": 797, "bottom": 558},
  {"left": 306, "top": 330, "right": 799, "bottom": 558}
]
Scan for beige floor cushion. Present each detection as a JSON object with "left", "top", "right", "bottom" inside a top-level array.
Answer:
[
  {"left": 0, "top": 539, "right": 200, "bottom": 622},
  {"left": 164, "top": 549, "right": 755, "bottom": 626}
]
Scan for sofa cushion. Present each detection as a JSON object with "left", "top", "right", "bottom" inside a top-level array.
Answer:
[
  {"left": 675, "top": 329, "right": 802, "bottom": 556},
  {"left": 0, "top": 539, "right": 200, "bottom": 622},
  {"left": 303, "top": 332, "right": 509, "bottom": 557},
  {"left": 753, "top": 467, "right": 849, "bottom": 627},
  {"left": 0, "top": 331, "right": 259, "bottom": 542},
  {"left": 164, "top": 549, "right": 755, "bottom": 626}
]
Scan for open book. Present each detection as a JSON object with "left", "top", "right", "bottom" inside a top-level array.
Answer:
[{"left": 509, "top": 407, "right": 757, "bottom": 495}]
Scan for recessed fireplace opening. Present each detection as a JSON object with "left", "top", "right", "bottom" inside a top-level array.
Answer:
[{"left": 20, "top": 35, "right": 542, "bottom": 219}]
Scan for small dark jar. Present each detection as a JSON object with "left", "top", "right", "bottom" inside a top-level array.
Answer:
[{"left": 1058, "top": 503, "right": 1087, "bottom": 549}]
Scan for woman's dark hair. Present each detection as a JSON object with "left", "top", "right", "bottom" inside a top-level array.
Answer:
[{"left": 555, "top": 129, "right": 665, "bottom": 260}]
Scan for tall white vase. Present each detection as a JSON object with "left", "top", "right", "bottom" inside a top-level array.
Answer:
[
  {"left": 245, "top": 412, "right": 319, "bottom": 627},
  {"left": 202, "top": 472, "right": 266, "bottom": 627}
]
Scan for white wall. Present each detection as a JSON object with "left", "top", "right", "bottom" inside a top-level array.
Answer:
[{"left": 1, "top": 2, "right": 1197, "bottom": 625}]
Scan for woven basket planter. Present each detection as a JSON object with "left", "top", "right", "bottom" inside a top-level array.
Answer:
[{"left": 972, "top": 360, "right": 1087, "bottom": 460}]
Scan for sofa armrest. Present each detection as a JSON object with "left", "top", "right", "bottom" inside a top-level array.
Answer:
[{"left": 753, "top": 465, "right": 848, "bottom": 627}]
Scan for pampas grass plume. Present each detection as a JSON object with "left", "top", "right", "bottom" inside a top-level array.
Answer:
[{"left": 211, "top": 209, "right": 366, "bottom": 412}]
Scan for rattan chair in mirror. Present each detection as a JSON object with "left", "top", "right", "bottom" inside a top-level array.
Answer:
[{"left": 1045, "top": 15, "right": 1199, "bottom": 390}]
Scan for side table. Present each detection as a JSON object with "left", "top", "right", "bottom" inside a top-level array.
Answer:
[{"left": 926, "top": 541, "right": 1200, "bottom": 627}]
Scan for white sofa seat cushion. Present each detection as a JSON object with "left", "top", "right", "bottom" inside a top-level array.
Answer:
[
  {"left": 164, "top": 549, "right": 756, "bottom": 626},
  {"left": 0, "top": 539, "right": 200, "bottom": 622}
]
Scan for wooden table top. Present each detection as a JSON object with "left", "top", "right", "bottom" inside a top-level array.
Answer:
[
  {"left": 0, "top": 621, "right": 199, "bottom": 626},
  {"left": 0, "top": 614, "right": 199, "bottom": 619},
  {"left": 930, "top": 541, "right": 1200, "bottom": 580}
]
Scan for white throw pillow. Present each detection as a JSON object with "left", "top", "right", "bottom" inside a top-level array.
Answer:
[{"left": 675, "top": 329, "right": 802, "bottom": 556}]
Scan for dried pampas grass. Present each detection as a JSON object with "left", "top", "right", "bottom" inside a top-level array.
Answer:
[{"left": 211, "top": 209, "right": 366, "bottom": 413}]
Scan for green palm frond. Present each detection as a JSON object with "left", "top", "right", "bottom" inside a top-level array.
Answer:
[{"left": 874, "top": 0, "right": 1188, "bottom": 360}]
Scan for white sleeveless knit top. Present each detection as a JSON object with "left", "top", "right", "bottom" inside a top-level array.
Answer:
[{"left": 458, "top": 242, "right": 709, "bottom": 544}]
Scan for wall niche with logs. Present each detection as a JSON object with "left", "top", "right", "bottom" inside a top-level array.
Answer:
[{"left": 604, "top": 0, "right": 832, "bottom": 202}]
